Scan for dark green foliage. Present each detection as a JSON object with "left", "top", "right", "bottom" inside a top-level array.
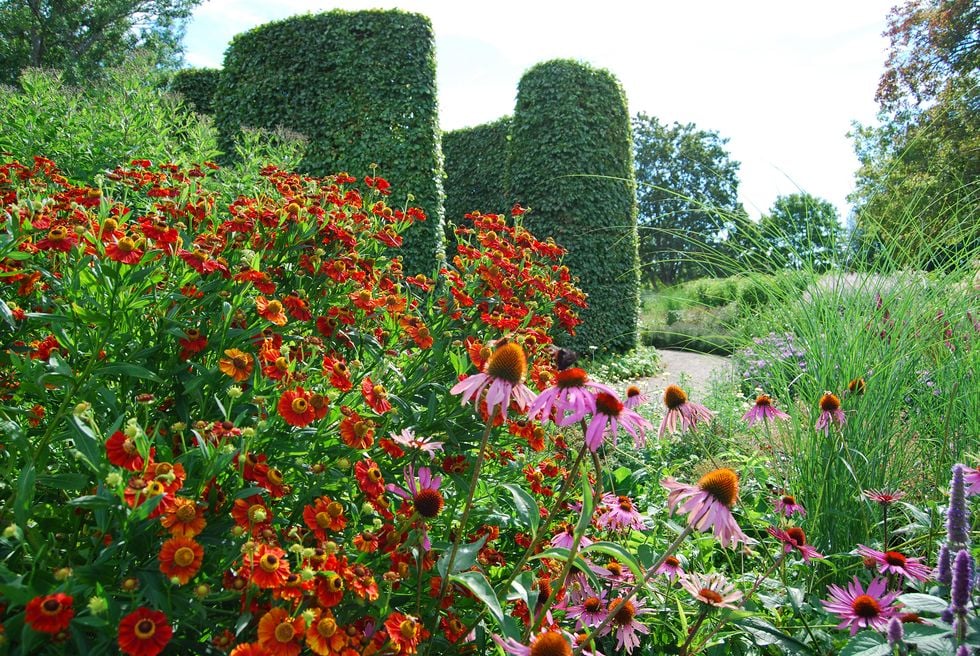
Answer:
[
  {"left": 759, "top": 193, "right": 843, "bottom": 272},
  {"left": 509, "top": 60, "right": 639, "bottom": 354},
  {"left": 169, "top": 68, "right": 220, "bottom": 115},
  {"left": 442, "top": 117, "right": 512, "bottom": 225},
  {"left": 0, "top": 0, "right": 200, "bottom": 86},
  {"left": 214, "top": 10, "right": 444, "bottom": 274}
]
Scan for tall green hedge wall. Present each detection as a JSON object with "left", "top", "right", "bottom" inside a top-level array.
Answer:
[
  {"left": 443, "top": 116, "right": 512, "bottom": 225},
  {"left": 170, "top": 68, "right": 220, "bottom": 116},
  {"left": 509, "top": 60, "right": 639, "bottom": 354},
  {"left": 214, "top": 10, "right": 444, "bottom": 274}
]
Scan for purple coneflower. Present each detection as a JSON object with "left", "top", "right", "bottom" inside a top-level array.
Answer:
[
  {"left": 767, "top": 526, "right": 823, "bottom": 562},
  {"left": 857, "top": 545, "right": 932, "bottom": 582},
  {"left": 822, "top": 577, "right": 899, "bottom": 635},
  {"left": 773, "top": 493, "right": 806, "bottom": 518},
  {"left": 563, "top": 582, "right": 608, "bottom": 629},
  {"left": 863, "top": 488, "right": 906, "bottom": 505},
  {"left": 450, "top": 340, "right": 535, "bottom": 419},
  {"left": 681, "top": 572, "right": 743, "bottom": 609},
  {"left": 742, "top": 394, "right": 791, "bottom": 427},
  {"left": 815, "top": 392, "right": 846, "bottom": 434},
  {"left": 600, "top": 597, "right": 650, "bottom": 655},
  {"left": 527, "top": 367, "right": 615, "bottom": 426},
  {"left": 964, "top": 464, "right": 980, "bottom": 497},
  {"left": 385, "top": 465, "right": 443, "bottom": 550},
  {"left": 661, "top": 468, "right": 754, "bottom": 548},
  {"left": 388, "top": 428, "right": 443, "bottom": 460},
  {"left": 623, "top": 384, "right": 649, "bottom": 409},
  {"left": 596, "top": 493, "right": 647, "bottom": 533},
  {"left": 584, "top": 392, "right": 651, "bottom": 452},
  {"left": 655, "top": 555, "right": 684, "bottom": 581},
  {"left": 658, "top": 385, "right": 713, "bottom": 438},
  {"left": 550, "top": 522, "right": 593, "bottom": 550},
  {"left": 493, "top": 630, "right": 574, "bottom": 656}
]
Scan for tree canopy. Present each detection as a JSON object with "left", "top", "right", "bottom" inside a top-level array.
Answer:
[
  {"left": 759, "top": 193, "right": 843, "bottom": 272},
  {"left": 0, "top": 0, "right": 200, "bottom": 85},
  {"left": 632, "top": 113, "right": 744, "bottom": 285}
]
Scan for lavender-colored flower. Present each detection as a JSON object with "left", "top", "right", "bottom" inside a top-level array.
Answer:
[
  {"left": 600, "top": 597, "right": 651, "bottom": 655},
  {"left": 450, "top": 341, "right": 535, "bottom": 419},
  {"left": 527, "top": 367, "right": 615, "bottom": 426},
  {"left": 659, "top": 385, "right": 713, "bottom": 438},
  {"left": 936, "top": 544, "right": 952, "bottom": 586},
  {"left": 623, "top": 384, "right": 649, "bottom": 409},
  {"left": 947, "top": 464, "right": 970, "bottom": 550},
  {"left": 768, "top": 526, "right": 823, "bottom": 563},
  {"left": 563, "top": 581, "right": 608, "bottom": 629},
  {"left": 857, "top": 545, "right": 933, "bottom": 582},
  {"left": 681, "top": 572, "right": 743, "bottom": 609},
  {"left": 655, "top": 555, "right": 684, "bottom": 581},
  {"left": 385, "top": 465, "right": 443, "bottom": 550},
  {"left": 950, "top": 548, "right": 974, "bottom": 614},
  {"left": 822, "top": 577, "right": 899, "bottom": 635},
  {"left": 550, "top": 522, "right": 593, "bottom": 550},
  {"left": 742, "top": 394, "right": 791, "bottom": 427},
  {"left": 596, "top": 493, "right": 647, "bottom": 533},
  {"left": 863, "top": 488, "right": 906, "bottom": 506},
  {"left": 886, "top": 616, "right": 903, "bottom": 648}
]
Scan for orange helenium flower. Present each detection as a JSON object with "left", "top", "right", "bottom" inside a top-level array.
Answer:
[
  {"left": 278, "top": 387, "right": 317, "bottom": 427},
  {"left": 257, "top": 607, "right": 305, "bottom": 656},
  {"left": 219, "top": 349, "right": 254, "bottom": 382},
  {"left": 118, "top": 607, "right": 173, "bottom": 656},
  {"left": 159, "top": 536, "right": 204, "bottom": 584},
  {"left": 25, "top": 593, "right": 74, "bottom": 634}
]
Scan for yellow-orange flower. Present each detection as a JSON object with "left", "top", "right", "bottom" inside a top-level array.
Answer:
[
  {"left": 159, "top": 536, "right": 204, "bottom": 584},
  {"left": 257, "top": 607, "right": 304, "bottom": 656},
  {"left": 219, "top": 349, "right": 254, "bottom": 382}
]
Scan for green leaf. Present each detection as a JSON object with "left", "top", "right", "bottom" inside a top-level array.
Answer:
[
  {"left": 502, "top": 483, "right": 539, "bottom": 537},
  {"left": 897, "top": 593, "right": 948, "bottom": 614},
  {"left": 580, "top": 542, "right": 645, "bottom": 580},
  {"left": 93, "top": 363, "right": 162, "bottom": 382},
  {"left": 838, "top": 632, "right": 890, "bottom": 656},
  {"left": 437, "top": 535, "right": 486, "bottom": 579},
  {"left": 450, "top": 571, "right": 503, "bottom": 626},
  {"left": 736, "top": 617, "right": 816, "bottom": 654},
  {"left": 38, "top": 473, "right": 90, "bottom": 490},
  {"left": 14, "top": 463, "right": 36, "bottom": 527}
]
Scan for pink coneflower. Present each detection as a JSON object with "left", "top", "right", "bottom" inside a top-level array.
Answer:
[
  {"left": 601, "top": 597, "right": 650, "bottom": 655},
  {"left": 661, "top": 468, "right": 754, "bottom": 548},
  {"left": 655, "top": 555, "right": 684, "bottom": 581},
  {"left": 623, "top": 384, "right": 649, "bottom": 409},
  {"left": 550, "top": 522, "right": 593, "bottom": 550},
  {"left": 856, "top": 545, "right": 932, "bottom": 582},
  {"left": 862, "top": 488, "right": 906, "bottom": 505},
  {"left": 451, "top": 340, "right": 536, "bottom": 419},
  {"left": 822, "top": 577, "right": 899, "bottom": 635},
  {"left": 815, "top": 392, "right": 846, "bottom": 434},
  {"left": 385, "top": 465, "right": 443, "bottom": 550},
  {"left": 584, "top": 392, "right": 651, "bottom": 452},
  {"left": 596, "top": 493, "right": 647, "bottom": 532},
  {"left": 658, "top": 385, "right": 713, "bottom": 438},
  {"left": 527, "top": 367, "right": 615, "bottom": 426},
  {"left": 563, "top": 582, "right": 609, "bottom": 629},
  {"left": 767, "top": 526, "right": 823, "bottom": 562},
  {"left": 742, "top": 394, "right": 791, "bottom": 427},
  {"left": 680, "top": 572, "right": 743, "bottom": 609},
  {"left": 773, "top": 494, "right": 806, "bottom": 518},
  {"left": 387, "top": 428, "right": 443, "bottom": 460},
  {"left": 963, "top": 465, "right": 980, "bottom": 496}
]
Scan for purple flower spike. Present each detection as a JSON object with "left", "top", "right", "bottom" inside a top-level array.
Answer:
[
  {"left": 947, "top": 464, "right": 970, "bottom": 550},
  {"left": 950, "top": 548, "right": 974, "bottom": 614}
]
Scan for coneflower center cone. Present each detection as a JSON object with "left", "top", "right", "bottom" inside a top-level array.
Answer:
[
  {"left": 786, "top": 527, "right": 807, "bottom": 545},
  {"left": 555, "top": 368, "right": 588, "bottom": 388},
  {"left": 697, "top": 468, "right": 739, "bottom": 507},
  {"left": 884, "top": 551, "right": 907, "bottom": 567},
  {"left": 584, "top": 596, "right": 602, "bottom": 612},
  {"left": 755, "top": 394, "right": 772, "bottom": 406},
  {"left": 610, "top": 598, "right": 636, "bottom": 625},
  {"left": 851, "top": 594, "right": 881, "bottom": 618},
  {"left": 413, "top": 489, "right": 444, "bottom": 518},
  {"left": 819, "top": 392, "right": 841, "bottom": 412},
  {"left": 664, "top": 384, "right": 688, "bottom": 409},
  {"left": 530, "top": 631, "right": 572, "bottom": 656},
  {"left": 594, "top": 392, "right": 623, "bottom": 416},
  {"left": 699, "top": 588, "right": 724, "bottom": 605},
  {"left": 485, "top": 341, "right": 527, "bottom": 384}
]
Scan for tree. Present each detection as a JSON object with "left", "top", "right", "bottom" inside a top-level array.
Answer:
[
  {"left": 0, "top": 0, "right": 201, "bottom": 86},
  {"left": 760, "top": 193, "right": 843, "bottom": 272},
  {"left": 632, "top": 113, "right": 744, "bottom": 286},
  {"left": 850, "top": 0, "right": 979, "bottom": 265}
]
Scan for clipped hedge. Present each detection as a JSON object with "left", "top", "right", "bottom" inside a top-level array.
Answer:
[
  {"left": 509, "top": 60, "right": 639, "bottom": 354},
  {"left": 443, "top": 116, "right": 512, "bottom": 225},
  {"left": 169, "top": 68, "right": 220, "bottom": 115},
  {"left": 214, "top": 10, "right": 444, "bottom": 274}
]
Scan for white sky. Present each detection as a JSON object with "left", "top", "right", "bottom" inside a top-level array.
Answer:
[{"left": 182, "top": 0, "right": 896, "bottom": 220}]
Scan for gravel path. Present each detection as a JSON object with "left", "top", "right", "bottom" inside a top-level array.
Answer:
[{"left": 637, "top": 349, "right": 732, "bottom": 401}]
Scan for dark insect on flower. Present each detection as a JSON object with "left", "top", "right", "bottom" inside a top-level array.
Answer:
[{"left": 554, "top": 347, "right": 578, "bottom": 371}]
